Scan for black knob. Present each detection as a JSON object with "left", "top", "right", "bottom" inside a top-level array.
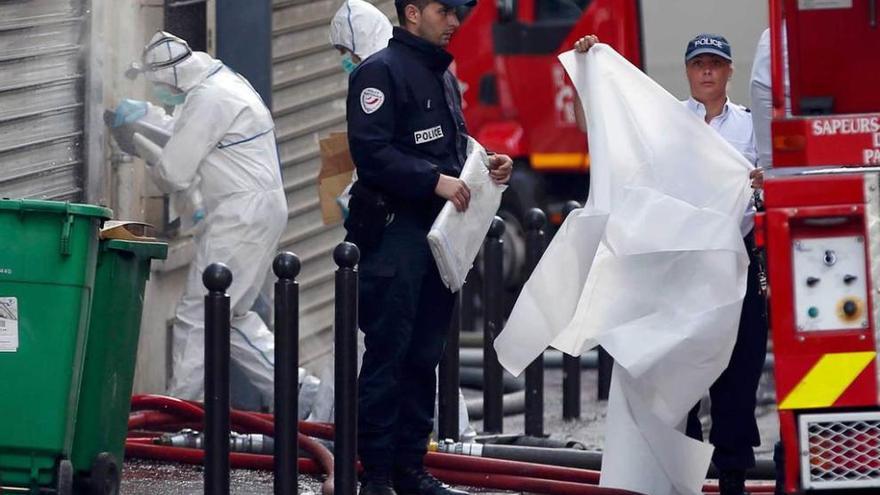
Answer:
[
  {"left": 562, "top": 200, "right": 581, "bottom": 220},
  {"left": 333, "top": 242, "right": 360, "bottom": 268},
  {"left": 203, "top": 263, "right": 233, "bottom": 292},
  {"left": 844, "top": 274, "right": 858, "bottom": 285},
  {"left": 273, "top": 252, "right": 301, "bottom": 279},
  {"left": 488, "top": 216, "right": 506, "bottom": 238},
  {"left": 806, "top": 276, "right": 820, "bottom": 287},
  {"left": 823, "top": 250, "right": 837, "bottom": 266},
  {"left": 524, "top": 208, "right": 547, "bottom": 231},
  {"left": 843, "top": 300, "right": 858, "bottom": 317}
]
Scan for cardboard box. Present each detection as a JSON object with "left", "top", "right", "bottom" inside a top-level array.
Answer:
[{"left": 318, "top": 132, "right": 355, "bottom": 225}]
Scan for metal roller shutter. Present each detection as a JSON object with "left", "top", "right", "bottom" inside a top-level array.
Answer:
[
  {"left": 272, "top": 0, "right": 395, "bottom": 365},
  {"left": 0, "top": 0, "right": 88, "bottom": 201}
]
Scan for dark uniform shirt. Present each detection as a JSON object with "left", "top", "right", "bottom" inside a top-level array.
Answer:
[{"left": 347, "top": 27, "right": 469, "bottom": 226}]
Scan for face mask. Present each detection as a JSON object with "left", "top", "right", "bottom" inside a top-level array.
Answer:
[
  {"left": 153, "top": 85, "right": 186, "bottom": 106},
  {"left": 341, "top": 53, "right": 358, "bottom": 74}
]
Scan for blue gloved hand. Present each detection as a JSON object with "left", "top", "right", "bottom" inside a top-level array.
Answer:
[{"left": 112, "top": 99, "right": 148, "bottom": 128}]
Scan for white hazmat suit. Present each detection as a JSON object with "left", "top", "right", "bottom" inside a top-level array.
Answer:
[{"left": 133, "top": 31, "right": 288, "bottom": 401}]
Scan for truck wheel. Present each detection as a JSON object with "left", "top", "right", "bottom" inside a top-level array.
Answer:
[
  {"left": 497, "top": 163, "right": 543, "bottom": 293},
  {"left": 469, "top": 208, "right": 526, "bottom": 319},
  {"left": 90, "top": 452, "right": 121, "bottom": 495},
  {"left": 497, "top": 209, "right": 526, "bottom": 290},
  {"left": 56, "top": 459, "right": 73, "bottom": 495}
]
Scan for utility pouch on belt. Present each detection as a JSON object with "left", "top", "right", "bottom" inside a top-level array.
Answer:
[{"left": 344, "top": 181, "right": 391, "bottom": 251}]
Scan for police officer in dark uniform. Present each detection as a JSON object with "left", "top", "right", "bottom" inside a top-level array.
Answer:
[{"left": 345, "top": 1, "right": 512, "bottom": 494}]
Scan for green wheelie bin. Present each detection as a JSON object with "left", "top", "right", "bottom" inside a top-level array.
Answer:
[
  {"left": 69, "top": 237, "right": 167, "bottom": 495},
  {"left": 0, "top": 199, "right": 111, "bottom": 494}
]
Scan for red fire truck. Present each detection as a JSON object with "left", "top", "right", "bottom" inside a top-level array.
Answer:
[
  {"left": 447, "top": 0, "right": 642, "bottom": 283},
  {"left": 758, "top": 0, "right": 880, "bottom": 491}
]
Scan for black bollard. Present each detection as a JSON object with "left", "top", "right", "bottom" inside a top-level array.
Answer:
[
  {"left": 597, "top": 347, "right": 613, "bottom": 401},
  {"left": 461, "top": 268, "right": 476, "bottom": 332},
  {"left": 203, "top": 263, "right": 232, "bottom": 495},
  {"left": 584, "top": 191, "right": 611, "bottom": 403},
  {"left": 483, "top": 216, "right": 505, "bottom": 434},
  {"left": 438, "top": 292, "right": 462, "bottom": 441},
  {"left": 273, "top": 252, "right": 300, "bottom": 495},
  {"left": 561, "top": 201, "right": 582, "bottom": 420},
  {"left": 523, "top": 208, "right": 547, "bottom": 437},
  {"left": 334, "top": 242, "right": 360, "bottom": 495}
]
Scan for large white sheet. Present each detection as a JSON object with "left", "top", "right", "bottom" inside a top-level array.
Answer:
[{"left": 493, "top": 45, "right": 753, "bottom": 494}]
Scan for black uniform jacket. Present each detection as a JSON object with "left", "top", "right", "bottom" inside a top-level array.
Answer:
[{"left": 346, "top": 27, "right": 469, "bottom": 225}]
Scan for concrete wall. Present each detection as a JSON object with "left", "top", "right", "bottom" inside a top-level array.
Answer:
[
  {"left": 641, "top": 0, "right": 768, "bottom": 105},
  {"left": 95, "top": 0, "right": 177, "bottom": 394},
  {"left": 99, "top": 0, "right": 164, "bottom": 221}
]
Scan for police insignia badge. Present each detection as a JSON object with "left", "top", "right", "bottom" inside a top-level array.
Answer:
[{"left": 360, "top": 87, "right": 385, "bottom": 114}]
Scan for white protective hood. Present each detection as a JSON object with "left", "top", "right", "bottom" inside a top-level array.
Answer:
[
  {"left": 141, "top": 31, "right": 221, "bottom": 92},
  {"left": 494, "top": 45, "right": 753, "bottom": 495},
  {"left": 329, "top": 0, "right": 393, "bottom": 60}
]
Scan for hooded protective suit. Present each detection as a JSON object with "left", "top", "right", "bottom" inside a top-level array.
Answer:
[
  {"left": 135, "top": 31, "right": 288, "bottom": 401},
  {"left": 329, "top": 0, "right": 393, "bottom": 61}
]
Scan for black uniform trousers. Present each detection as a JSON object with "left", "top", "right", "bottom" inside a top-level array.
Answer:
[
  {"left": 356, "top": 211, "right": 456, "bottom": 476},
  {"left": 686, "top": 231, "right": 769, "bottom": 471}
]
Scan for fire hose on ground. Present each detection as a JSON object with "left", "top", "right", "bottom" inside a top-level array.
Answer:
[{"left": 124, "top": 394, "right": 776, "bottom": 495}]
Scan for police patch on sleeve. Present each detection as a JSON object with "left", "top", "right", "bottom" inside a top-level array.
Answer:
[{"left": 360, "top": 88, "right": 385, "bottom": 114}]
